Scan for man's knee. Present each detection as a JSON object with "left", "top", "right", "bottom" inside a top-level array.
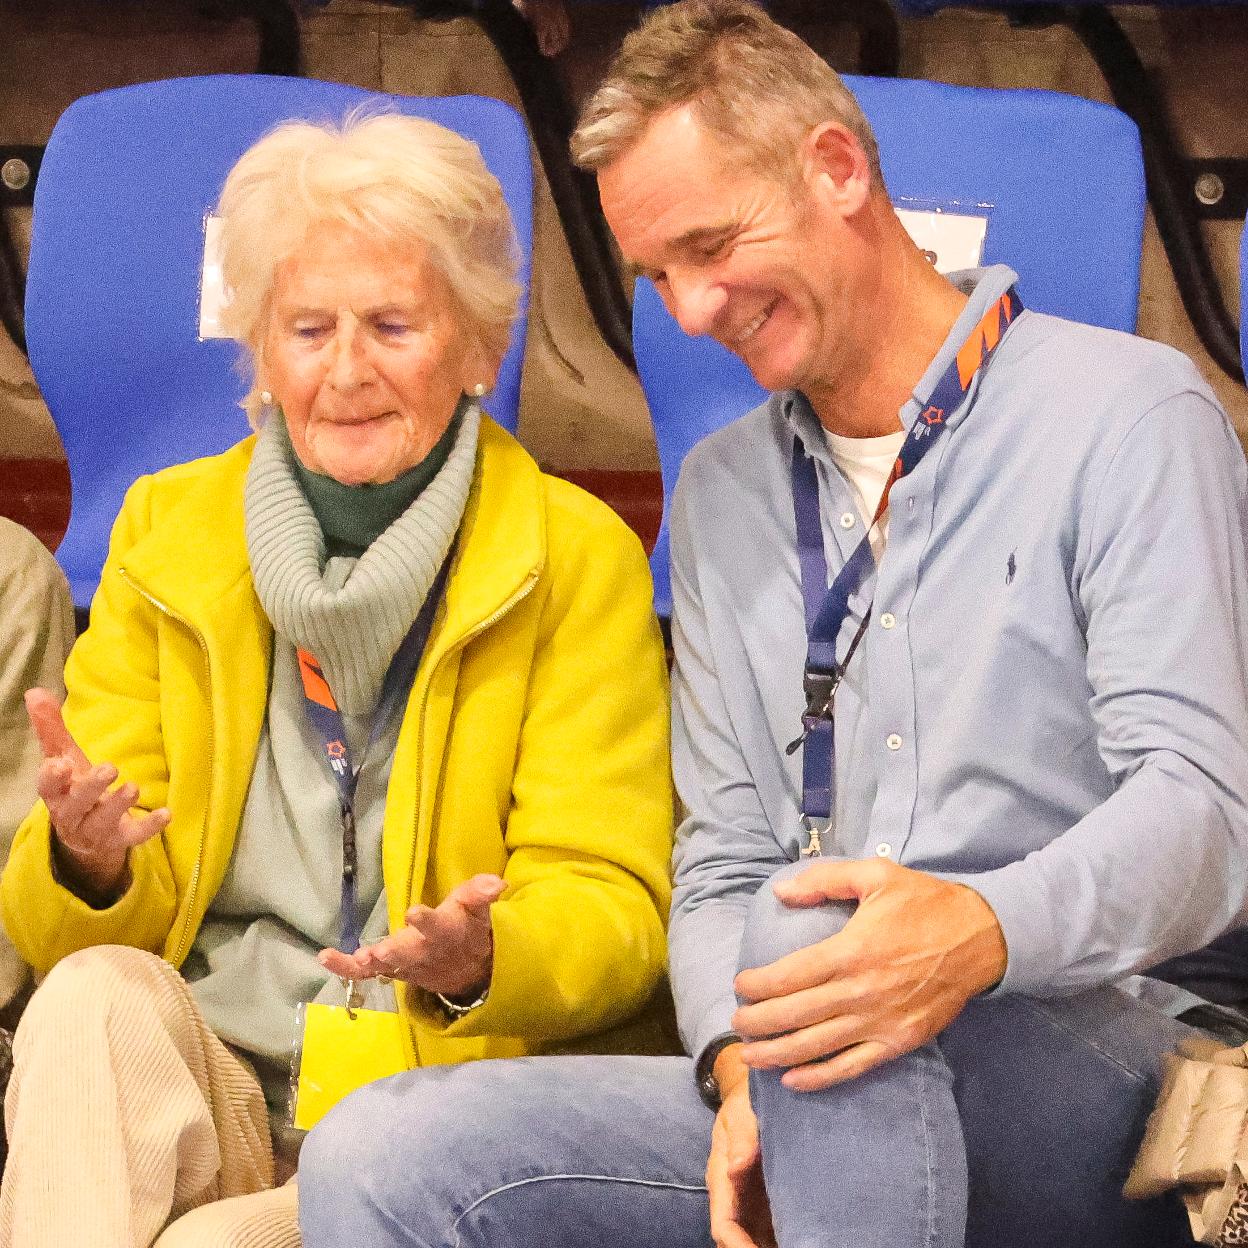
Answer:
[
  {"left": 300, "top": 1071, "right": 466, "bottom": 1213},
  {"left": 737, "top": 860, "right": 855, "bottom": 978}
]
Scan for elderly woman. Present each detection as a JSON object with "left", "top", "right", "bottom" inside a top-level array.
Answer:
[{"left": 0, "top": 112, "right": 673, "bottom": 1247}]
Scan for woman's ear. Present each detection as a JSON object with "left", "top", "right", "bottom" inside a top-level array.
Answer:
[
  {"left": 459, "top": 335, "right": 497, "bottom": 398},
  {"left": 804, "top": 122, "right": 873, "bottom": 219}
]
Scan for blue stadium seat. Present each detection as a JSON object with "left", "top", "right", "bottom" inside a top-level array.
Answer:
[
  {"left": 1241, "top": 209, "right": 1248, "bottom": 380},
  {"left": 25, "top": 76, "right": 533, "bottom": 609},
  {"left": 880, "top": 0, "right": 1244, "bottom": 388},
  {"left": 636, "top": 76, "right": 1145, "bottom": 618}
]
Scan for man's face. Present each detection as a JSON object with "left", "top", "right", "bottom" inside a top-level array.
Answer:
[{"left": 598, "top": 105, "right": 867, "bottom": 397}]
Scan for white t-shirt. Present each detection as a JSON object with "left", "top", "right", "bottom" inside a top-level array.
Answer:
[{"left": 823, "top": 428, "right": 907, "bottom": 562}]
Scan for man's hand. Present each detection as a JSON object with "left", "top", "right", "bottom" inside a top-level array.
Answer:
[
  {"left": 707, "top": 1046, "right": 775, "bottom": 1248},
  {"left": 733, "top": 859, "right": 1007, "bottom": 1092},
  {"left": 26, "top": 688, "right": 170, "bottom": 898},
  {"left": 319, "top": 873, "right": 506, "bottom": 998}
]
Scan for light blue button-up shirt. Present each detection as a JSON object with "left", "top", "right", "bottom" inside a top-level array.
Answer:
[{"left": 669, "top": 265, "right": 1248, "bottom": 1062}]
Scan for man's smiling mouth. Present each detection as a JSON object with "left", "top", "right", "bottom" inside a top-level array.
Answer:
[{"left": 733, "top": 298, "right": 780, "bottom": 347}]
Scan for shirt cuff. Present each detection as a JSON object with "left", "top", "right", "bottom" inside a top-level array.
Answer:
[{"left": 943, "top": 863, "right": 1058, "bottom": 996}]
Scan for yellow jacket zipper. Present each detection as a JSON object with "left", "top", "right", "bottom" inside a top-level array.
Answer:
[{"left": 117, "top": 566, "right": 212, "bottom": 966}]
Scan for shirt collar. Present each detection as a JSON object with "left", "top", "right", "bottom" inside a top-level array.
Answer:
[{"left": 781, "top": 263, "right": 1021, "bottom": 459}]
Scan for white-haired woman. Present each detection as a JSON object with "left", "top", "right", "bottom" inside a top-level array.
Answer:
[{"left": 0, "top": 112, "right": 673, "bottom": 1248}]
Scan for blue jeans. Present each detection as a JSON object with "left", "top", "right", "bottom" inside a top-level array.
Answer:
[{"left": 299, "top": 864, "right": 1196, "bottom": 1247}]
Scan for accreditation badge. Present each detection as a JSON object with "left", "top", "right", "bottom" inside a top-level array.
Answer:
[{"left": 289, "top": 982, "right": 408, "bottom": 1130}]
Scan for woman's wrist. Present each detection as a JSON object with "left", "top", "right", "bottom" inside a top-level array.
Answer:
[{"left": 49, "top": 834, "right": 128, "bottom": 907}]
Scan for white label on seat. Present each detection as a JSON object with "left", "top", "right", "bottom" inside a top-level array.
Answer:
[
  {"left": 199, "top": 215, "right": 229, "bottom": 340},
  {"left": 897, "top": 205, "right": 989, "bottom": 274}
]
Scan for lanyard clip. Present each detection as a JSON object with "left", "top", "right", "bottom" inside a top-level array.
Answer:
[
  {"left": 341, "top": 978, "right": 364, "bottom": 1020},
  {"left": 803, "top": 669, "right": 838, "bottom": 721},
  {"left": 786, "top": 669, "right": 839, "bottom": 756},
  {"left": 800, "top": 815, "right": 827, "bottom": 857}
]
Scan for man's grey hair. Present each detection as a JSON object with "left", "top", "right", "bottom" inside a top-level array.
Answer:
[{"left": 571, "top": 0, "right": 881, "bottom": 185}]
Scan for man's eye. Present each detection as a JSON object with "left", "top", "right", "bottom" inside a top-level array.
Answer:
[
  {"left": 293, "top": 324, "right": 328, "bottom": 340},
  {"left": 376, "top": 322, "right": 409, "bottom": 337}
]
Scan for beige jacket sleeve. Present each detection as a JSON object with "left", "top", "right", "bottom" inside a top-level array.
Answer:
[
  {"left": 1127, "top": 1032, "right": 1248, "bottom": 1244},
  {"left": 0, "top": 518, "right": 74, "bottom": 1005}
]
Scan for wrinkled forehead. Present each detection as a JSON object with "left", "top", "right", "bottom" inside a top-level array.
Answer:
[{"left": 597, "top": 107, "right": 753, "bottom": 261}]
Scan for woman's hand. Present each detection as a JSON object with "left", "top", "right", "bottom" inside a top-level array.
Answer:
[
  {"left": 25, "top": 688, "right": 171, "bottom": 899},
  {"left": 318, "top": 873, "right": 506, "bottom": 998}
]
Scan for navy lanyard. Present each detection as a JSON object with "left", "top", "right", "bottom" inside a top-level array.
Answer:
[
  {"left": 789, "top": 288, "right": 1022, "bottom": 856},
  {"left": 297, "top": 551, "right": 454, "bottom": 953}
]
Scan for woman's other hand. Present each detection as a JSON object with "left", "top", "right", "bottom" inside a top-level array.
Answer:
[
  {"left": 25, "top": 688, "right": 171, "bottom": 899},
  {"left": 318, "top": 873, "right": 505, "bottom": 998}
]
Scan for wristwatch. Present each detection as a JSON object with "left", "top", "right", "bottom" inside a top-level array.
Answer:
[{"left": 696, "top": 1033, "right": 743, "bottom": 1109}]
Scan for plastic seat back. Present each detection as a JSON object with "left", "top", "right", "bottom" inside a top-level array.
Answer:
[
  {"left": 1241, "top": 209, "right": 1248, "bottom": 380},
  {"left": 26, "top": 76, "right": 533, "bottom": 607},
  {"left": 636, "top": 76, "right": 1145, "bottom": 616}
]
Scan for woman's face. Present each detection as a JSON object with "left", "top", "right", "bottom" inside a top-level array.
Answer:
[{"left": 262, "top": 221, "right": 481, "bottom": 486}]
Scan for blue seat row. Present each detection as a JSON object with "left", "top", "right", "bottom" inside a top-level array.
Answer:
[
  {"left": 27, "top": 73, "right": 1243, "bottom": 634},
  {"left": 25, "top": 78, "right": 532, "bottom": 609}
]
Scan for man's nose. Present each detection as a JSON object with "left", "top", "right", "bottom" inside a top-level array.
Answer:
[
  {"left": 328, "top": 313, "right": 369, "bottom": 389},
  {"left": 665, "top": 269, "right": 727, "bottom": 338}
]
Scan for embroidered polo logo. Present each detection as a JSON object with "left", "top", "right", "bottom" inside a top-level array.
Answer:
[{"left": 1006, "top": 551, "right": 1017, "bottom": 585}]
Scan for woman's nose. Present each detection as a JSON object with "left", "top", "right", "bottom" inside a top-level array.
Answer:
[{"left": 328, "top": 314, "right": 370, "bottom": 389}]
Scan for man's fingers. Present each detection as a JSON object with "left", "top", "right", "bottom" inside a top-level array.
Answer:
[
  {"left": 778, "top": 1039, "right": 894, "bottom": 1092},
  {"left": 720, "top": 1101, "right": 759, "bottom": 1173},
  {"left": 732, "top": 978, "right": 858, "bottom": 1040},
  {"left": 24, "top": 689, "right": 88, "bottom": 766},
  {"left": 707, "top": 1143, "right": 761, "bottom": 1248},
  {"left": 771, "top": 858, "right": 887, "bottom": 908},
  {"left": 738, "top": 1015, "right": 866, "bottom": 1071},
  {"left": 735, "top": 938, "right": 853, "bottom": 1004}
]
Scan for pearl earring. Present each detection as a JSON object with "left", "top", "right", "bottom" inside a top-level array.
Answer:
[
  {"left": 259, "top": 390, "right": 273, "bottom": 406},
  {"left": 472, "top": 383, "right": 486, "bottom": 398}
]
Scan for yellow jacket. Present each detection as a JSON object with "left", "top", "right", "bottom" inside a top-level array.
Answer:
[{"left": 3, "top": 418, "right": 676, "bottom": 1067}]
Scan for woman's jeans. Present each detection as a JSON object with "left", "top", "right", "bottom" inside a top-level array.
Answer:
[{"left": 299, "top": 863, "right": 1196, "bottom": 1248}]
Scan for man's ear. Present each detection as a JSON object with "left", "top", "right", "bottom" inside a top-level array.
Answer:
[{"left": 804, "top": 122, "right": 873, "bottom": 218}]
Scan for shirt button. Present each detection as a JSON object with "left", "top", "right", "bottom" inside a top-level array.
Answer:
[
  {"left": 886, "top": 733, "right": 903, "bottom": 751},
  {"left": 875, "top": 842, "right": 892, "bottom": 858},
  {"left": 880, "top": 612, "right": 896, "bottom": 629},
  {"left": 840, "top": 512, "right": 856, "bottom": 529}
]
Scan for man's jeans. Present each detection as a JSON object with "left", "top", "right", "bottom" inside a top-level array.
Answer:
[{"left": 299, "top": 864, "right": 1196, "bottom": 1248}]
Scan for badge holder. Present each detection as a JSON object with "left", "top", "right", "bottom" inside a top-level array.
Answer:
[{"left": 289, "top": 979, "right": 408, "bottom": 1131}]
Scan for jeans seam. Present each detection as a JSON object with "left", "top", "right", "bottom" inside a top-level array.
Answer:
[
  {"left": 1010, "top": 996, "right": 1159, "bottom": 1087},
  {"left": 450, "top": 1174, "right": 709, "bottom": 1247},
  {"left": 915, "top": 1054, "right": 938, "bottom": 1248}
]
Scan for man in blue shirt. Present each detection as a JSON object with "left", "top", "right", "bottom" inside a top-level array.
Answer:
[{"left": 297, "top": 2, "right": 1248, "bottom": 1244}]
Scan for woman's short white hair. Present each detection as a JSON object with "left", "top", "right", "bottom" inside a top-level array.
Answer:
[{"left": 216, "top": 108, "right": 522, "bottom": 426}]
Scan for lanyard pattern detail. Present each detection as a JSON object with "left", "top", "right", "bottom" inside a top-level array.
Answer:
[
  {"left": 790, "top": 288, "right": 1022, "bottom": 856},
  {"left": 297, "top": 550, "right": 454, "bottom": 953}
]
